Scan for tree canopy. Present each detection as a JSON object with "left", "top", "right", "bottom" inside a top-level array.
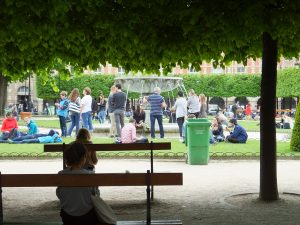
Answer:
[{"left": 1, "top": 0, "right": 300, "bottom": 79}]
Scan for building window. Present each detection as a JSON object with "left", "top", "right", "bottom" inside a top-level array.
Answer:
[
  {"left": 237, "top": 66, "right": 245, "bottom": 73},
  {"left": 189, "top": 66, "right": 198, "bottom": 74},
  {"left": 93, "top": 67, "right": 102, "bottom": 75},
  {"left": 212, "top": 66, "right": 224, "bottom": 74},
  {"left": 17, "top": 86, "right": 30, "bottom": 93},
  {"left": 118, "top": 67, "right": 125, "bottom": 75}
]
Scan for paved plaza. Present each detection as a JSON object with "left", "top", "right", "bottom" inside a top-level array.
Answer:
[{"left": 1, "top": 159, "right": 300, "bottom": 224}]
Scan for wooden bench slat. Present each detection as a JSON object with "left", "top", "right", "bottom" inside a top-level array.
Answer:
[
  {"left": 44, "top": 143, "right": 171, "bottom": 152},
  {"left": 117, "top": 220, "right": 183, "bottom": 225},
  {"left": 1, "top": 173, "right": 182, "bottom": 187}
]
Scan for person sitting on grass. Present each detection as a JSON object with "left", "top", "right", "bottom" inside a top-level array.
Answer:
[
  {"left": 23, "top": 117, "right": 39, "bottom": 135},
  {"left": 225, "top": 118, "right": 248, "bottom": 143},
  {"left": 9, "top": 131, "right": 62, "bottom": 144},
  {"left": 56, "top": 142, "right": 101, "bottom": 225},
  {"left": 211, "top": 117, "right": 225, "bottom": 143},
  {"left": 73, "top": 128, "right": 98, "bottom": 171},
  {"left": 1, "top": 112, "right": 18, "bottom": 140},
  {"left": 120, "top": 117, "right": 148, "bottom": 143}
]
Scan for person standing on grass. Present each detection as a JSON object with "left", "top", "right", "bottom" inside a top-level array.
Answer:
[
  {"left": 67, "top": 88, "right": 81, "bottom": 136},
  {"left": 143, "top": 87, "right": 166, "bottom": 139},
  {"left": 187, "top": 89, "right": 200, "bottom": 118},
  {"left": 199, "top": 93, "right": 207, "bottom": 118},
  {"left": 112, "top": 84, "right": 126, "bottom": 138},
  {"left": 225, "top": 118, "right": 248, "bottom": 143},
  {"left": 107, "top": 85, "right": 117, "bottom": 137},
  {"left": 80, "top": 87, "right": 93, "bottom": 132},
  {"left": 172, "top": 91, "right": 187, "bottom": 138},
  {"left": 55, "top": 91, "right": 69, "bottom": 137},
  {"left": 97, "top": 92, "right": 107, "bottom": 124}
]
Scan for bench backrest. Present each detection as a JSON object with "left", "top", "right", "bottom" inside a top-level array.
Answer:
[
  {"left": 44, "top": 142, "right": 171, "bottom": 152},
  {"left": 0, "top": 173, "right": 182, "bottom": 187}
]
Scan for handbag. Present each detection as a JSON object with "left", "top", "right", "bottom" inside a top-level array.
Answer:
[{"left": 91, "top": 195, "right": 117, "bottom": 225}]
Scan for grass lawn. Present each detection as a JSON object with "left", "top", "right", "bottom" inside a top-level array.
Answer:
[
  {"left": 0, "top": 138, "right": 298, "bottom": 158},
  {"left": 9, "top": 118, "right": 292, "bottom": 133}
]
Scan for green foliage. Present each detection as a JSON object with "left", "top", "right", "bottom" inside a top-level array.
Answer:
[
  {"left": 1, "top": 1, "right": 300, "bottom": 78},
  {"left": 182, "top": 74, "right": 261, "bottom": 97},
  {"left": 277, "top": 68, "right": 300, "bottom": 97},
  {"left": 291, "top": 101, "right": 300, "bottom": 151},
  {"left": 37, "top": 74, "right": 115, "bottom": 99}
]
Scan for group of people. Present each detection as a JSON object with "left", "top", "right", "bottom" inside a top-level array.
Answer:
[
  {"left": 0, "top": 111, "right": 62, "bottom": 144},
  {"left": 54, "top": 85, "right": 126, "bottom": 138}
]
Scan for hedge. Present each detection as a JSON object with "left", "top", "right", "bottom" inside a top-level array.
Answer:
[{"left": 37, "top": 68, "right": 300, "bottom": 100}]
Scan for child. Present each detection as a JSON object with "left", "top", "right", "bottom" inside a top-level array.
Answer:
[
  {"left": 24, "top": 117, "right": 38, "bottom": 135},
  {"left": 74, "top": 128, "right": 98, "bottom": 171},
  {"left": 55, "top": 91, "right": 69, "bottom": 137},
  {"left": 56, "top": 142, "right": 100, "bottom": 225}
]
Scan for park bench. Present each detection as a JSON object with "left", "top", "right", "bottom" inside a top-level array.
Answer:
[
  {"left": 44, "top": 142, "right": 172, "bottom": 199},
  {"left": 0, "top": 170, "right": 183, "bottom": 225}
]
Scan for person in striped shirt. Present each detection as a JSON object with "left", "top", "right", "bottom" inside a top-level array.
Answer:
[{"left": 143, "top": 87, "right": 166, "bottom": 139}]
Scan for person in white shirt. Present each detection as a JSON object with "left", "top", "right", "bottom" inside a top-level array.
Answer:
[
  {"left": 80, "top": 87, "right": 93, "bottom": 131},
  {"left": 172, "top": 91, "right": 187, "bottom": 138}
]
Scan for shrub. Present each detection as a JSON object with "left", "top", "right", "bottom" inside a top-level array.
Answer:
[{"left": 290, "top": 101, "right": 300, "bottom": 151}]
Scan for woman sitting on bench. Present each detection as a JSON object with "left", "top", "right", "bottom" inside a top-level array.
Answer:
[
  {"left": 73, "top": 128, "right": 98, "bottom": 171},
  {"left": 56, "top": 142, "right": 101, "bottom": 225}
]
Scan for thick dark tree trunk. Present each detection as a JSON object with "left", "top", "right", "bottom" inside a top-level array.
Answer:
[
  {"left": 259, "top": 32, "right": 279, "bottom": 201},
  {"left": 0, "top": 72, "right": 8, "bottom": 116}
]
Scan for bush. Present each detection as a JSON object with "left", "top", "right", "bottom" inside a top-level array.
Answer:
[{"left": 290, "top": 101, "right": 300, "bottom": 151}]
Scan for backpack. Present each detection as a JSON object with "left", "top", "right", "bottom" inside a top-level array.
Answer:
[{"left": 92, "top": 99, "right": 98, "bottom": 112}]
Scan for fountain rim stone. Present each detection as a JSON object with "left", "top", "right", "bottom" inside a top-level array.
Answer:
[{"left": 114, "top": 76, "right": 183, "bottom": 93}]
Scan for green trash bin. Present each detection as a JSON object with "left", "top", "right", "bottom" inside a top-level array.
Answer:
[{"left": 185, "top": 118, "right": 211, "bottom": 165}]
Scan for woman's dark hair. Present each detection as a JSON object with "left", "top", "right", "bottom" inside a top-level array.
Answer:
[
  {"left": 76, "top": 128, "right": 91, "bottom": 141},
  {"left": 178, "top": 91, "right": 183, "bottom": 97},
  {"left": 65, "top": 142, "right": 87, "bottom": 167}
]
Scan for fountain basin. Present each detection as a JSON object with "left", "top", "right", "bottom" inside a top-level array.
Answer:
[{"left": 115, "top": 76, "right": 184, "bottom": 94}]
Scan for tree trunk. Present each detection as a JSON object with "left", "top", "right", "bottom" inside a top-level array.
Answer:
[
  {"left": 0, "top": 73, "right": 8, "bottom": 115},
  {"left": 259, "top": 32, "right": 279, "bottom": 201}
]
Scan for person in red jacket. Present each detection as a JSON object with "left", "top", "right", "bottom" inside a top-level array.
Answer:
[{"left": 1, "top": 112, "right": 18, "bottom": 140}]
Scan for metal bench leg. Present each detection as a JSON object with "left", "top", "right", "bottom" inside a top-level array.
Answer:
[
  {"left": 146, "top": 170, "right": 151, "bottom": 225},
  {"left": 0, "top": 172, "right": 3, "bottom": 225}
]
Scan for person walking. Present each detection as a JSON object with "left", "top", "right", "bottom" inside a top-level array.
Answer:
[
  {"left": 80, "top": 87, "right": 93, "bottom": 131},
  {"left": 144, "top": 87, "right": 166, "bottom": 139},
  {"left": 112, "top": 84, "right": 126, "bottom": 138},
  {"left": 67, "top": 88, "right": 81, "bottom": 136},
  {"left": 187, "top": 89, "right": 200, "bottom": 118},
  {"left": 172, "top": 91, "right": 187, "bottom": 138},
  {"left": 55, "top": 91, "right": 69, "bottom": 137},
  {"left": 107, "top": 85, "right": 117, "bottom": 137}
]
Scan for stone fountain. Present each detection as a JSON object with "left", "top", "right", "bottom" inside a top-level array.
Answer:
[
  {"left": 114, "top": 75, "right": 186, "bottom": 95},
  {"left": 115, "top": 75, "right": 187, "bottom": 126}
]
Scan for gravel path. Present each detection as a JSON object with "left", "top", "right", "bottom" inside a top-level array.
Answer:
[{"left": 1, "top": 159, "right": 300, "bottom": 224}]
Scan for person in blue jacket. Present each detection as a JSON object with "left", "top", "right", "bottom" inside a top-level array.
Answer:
[
  {"left": 225, "top": 118, "right": 248, "bottom": 143},
  {"left": 11, "top": 131, "right": 62, "bottom": 144},
  {"left": 55, "top": 91, "right": 69, "bottom": 137},
  {"left": 24, "top": 117, "right": 39, "bottom": 135}
]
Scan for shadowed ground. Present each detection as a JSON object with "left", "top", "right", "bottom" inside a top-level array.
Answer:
[{"left": 1, "top": 159, "right": 300, "bottom": 225}]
